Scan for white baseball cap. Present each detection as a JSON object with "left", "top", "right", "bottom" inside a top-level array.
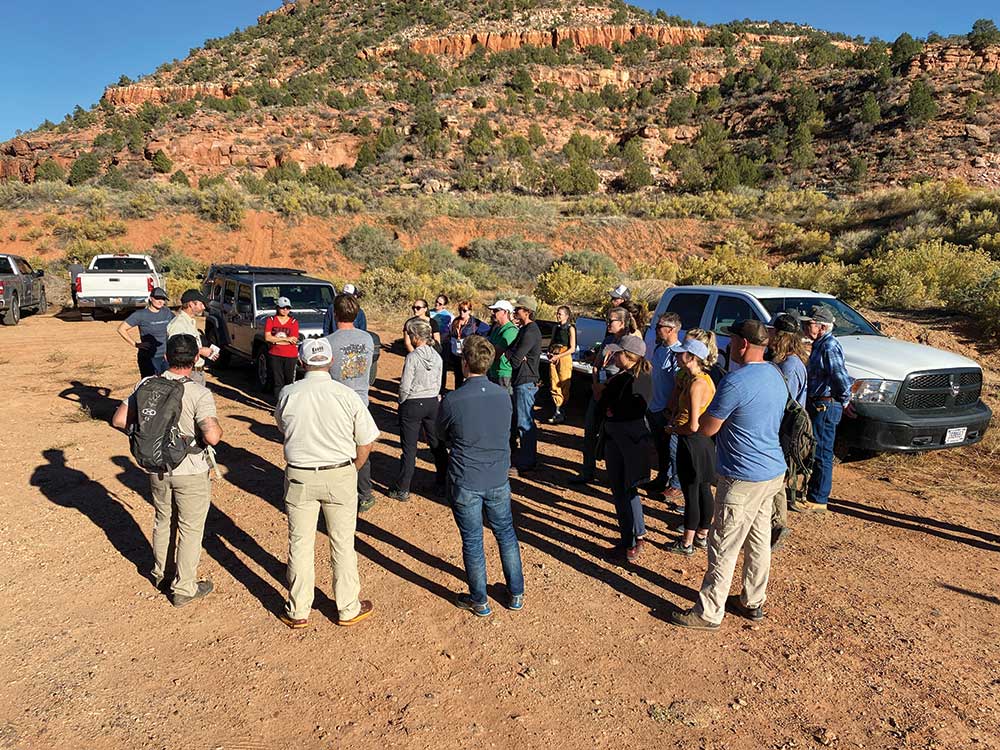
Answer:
[
  {"left": 276, "top": 296, "right": 292, "bottom": 309},
  {"left": 298, "top": 338, "right": 333, "bottom": 367},
  {"left": 343, "top": 283, "right": 357, "bottom": 295},
  {"left": 488, "top": 300, "right": 515, "bottom": 313}
]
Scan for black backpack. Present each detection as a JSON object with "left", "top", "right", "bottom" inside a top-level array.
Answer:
[
  {"left": 770, "top": 363, "right": 816, "bottom": 501},
  {"left": 128, "top": 376, "right": 200, "bottom": 474}
]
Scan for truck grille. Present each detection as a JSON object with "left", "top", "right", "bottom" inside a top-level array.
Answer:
[{"left": 897, "top": 369, "right": 982, "bottom": 412}]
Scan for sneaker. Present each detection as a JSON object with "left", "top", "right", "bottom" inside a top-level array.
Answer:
[
  {"left": 338, "top": 600, "right": 374, "bottom": 627},
  {"left": 388, "top": 489, "right": 410, "bottom": 502},
  {"left": 667, "top": 539, "right": 695, "bottom": 556},
  {"left": 568, "top": 473, "right": 594, "bottom": 485},
  {"left": 172, "top": 580, "right": 213, "bottom": 608},
  {"left": 726, "top": 594, "right": 765, "bottom": 622},
  {"left": 669, "top": 608, "right": 720, "bottom": 631},
  {"left": 675, "top": 524, "right": 687, "bottom": 534},
  {"left": 770, "top": 526, "right": 791, "bottom": 552},
  {"left": 455, "top": 594, "right": 492, "bottom": 617},
  {"left": 279, "top": 613, "right": 309, "bottom": 629},
  {"left": 358, "top": 496, "right": 376, "bottom": 513},
  {"left": 693, "top": 534, "right": 709, "bottom": 550},
  {"left": 790, "top": 500, "right": 827, "bottom": 514},
  {"left": 507, "top": 593, "right": 524, "bottom": 611},
  {"left": 626, "top": 538, "right": 647, "bottom": 562},
  {"left": 547, "top": 412, "right": 564, "bottom": 425}
]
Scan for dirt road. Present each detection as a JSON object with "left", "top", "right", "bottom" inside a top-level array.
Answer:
[{"left": 1, "top": 311, "right": 997, "bottom": 750}]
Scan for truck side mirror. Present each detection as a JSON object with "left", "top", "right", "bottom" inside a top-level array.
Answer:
[
  {"left": 160, "top": 265, "right": 171, "bottom": 273},
  {"left": 872, "top": 320, "right": 883, "bottom": 331},
  {"left": 35, "top": 269, "right": 45, "bottom": 277}
]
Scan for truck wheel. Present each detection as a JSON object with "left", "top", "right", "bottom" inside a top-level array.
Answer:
[
  {"left": 2, "top": 294, "right": 19, "bottom": 325},
  {"left": 79, "top": 310, "right": 94, "bottom": 321},
  {"left": 255, "top": 348, "right": 273, "bottom": 394},
  {"left": 205, "top": 327, "right": 230, "bottom": 368}
]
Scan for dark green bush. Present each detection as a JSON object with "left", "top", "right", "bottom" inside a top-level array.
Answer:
[
  {"left": 67, "top": 152, "right": 101, "bottom": 186},
  {"left": 35, "top": 159, "right": 65, "bottom": 183},
  {"left": 464, "top": 235, "right": 554, "bottom": 285},
  {"left": 151, "top": 149, "right": 173, "bottom": 174},
  {"left": 340, "top": 225, "right": 402, "bottom": 270}
]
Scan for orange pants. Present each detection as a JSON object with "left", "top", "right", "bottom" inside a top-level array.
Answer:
[{"left": 549, "top": 354, "right": 573, "bottom": 409}]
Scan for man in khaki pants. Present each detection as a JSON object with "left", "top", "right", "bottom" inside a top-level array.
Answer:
[
  {"left": 113, "top": 334, "right": 222, "bottom": 608},
  {"left": 274, "top": 338, "right": 379, "bottom": 629},
  {"left": 671, "top": 320, "right": 788, "bottom": 630}
]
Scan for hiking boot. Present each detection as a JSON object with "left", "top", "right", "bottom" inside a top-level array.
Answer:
[
  {"left": 279, "top": 613, "right": 309, "bottom": 629},
  {"left": 507, "top": 593, "right": 524, "bottom": 611},
  {"left": 388, "top": 489, "right": 410, "bottom": 502},
  {"left": 726, "top": 594, "right": 765, "bottom": 622},
  {"left": 626, "top": 538, "right": 647, "bottom": 562},
  {"left": 547, "top": 411, "right": 564, "bottom": 425},
  {"left": 790, "top": 501, "right": 827, "bottom": 514},
  {"left": 455, "top": 594, "right": 492, "bottom": 617},
  {"left": 358, "top": 496, "right": 376, "bottom": 513},
  {"left": 172, "top": 580, "right": 213, "bottom": 608},
  {"left": 770, "top": 526, "right": 791, "bottom": 552},
  {"left": 669, "top": 609, "right": 720, "bottom": 631},
  {"left": 667, "top": 539, "right": 695, "bottom": 556},
  {"left": 338, "top": 600, "right": 374, "bottom": 627}
]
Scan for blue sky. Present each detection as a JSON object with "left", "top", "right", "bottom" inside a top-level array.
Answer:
[{"left": 2, "top": 1, "right": 997, "bottom": 142}]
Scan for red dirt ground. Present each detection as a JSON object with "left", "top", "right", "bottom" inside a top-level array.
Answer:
[{"left": 0, "top": 309, "right": 997, "bottom": 750}]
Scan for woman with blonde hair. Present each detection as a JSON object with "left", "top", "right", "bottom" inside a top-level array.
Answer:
[
  {"left": 546, "top": 305, "right": 577, "bottom": 424},
  {"left": 666, "top": 329, "right": 717, "bottom": 556},
  {"left": 599, "top": 334, "right": 654, "bottom": 563},
  {"left": 447, "top": 300, "right": 480, "bottom": 390}
]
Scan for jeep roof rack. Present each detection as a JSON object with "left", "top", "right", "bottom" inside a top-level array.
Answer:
[{"left": 206, "top": 264, "right": 308, "bottom": 276}]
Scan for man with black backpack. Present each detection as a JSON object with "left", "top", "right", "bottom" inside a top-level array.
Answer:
[
  {"left": 670, "top": 320, "right": 787, "bottom": 631},
  {"left": 112, "top": 334, "right": 222, "bottom": 608}
]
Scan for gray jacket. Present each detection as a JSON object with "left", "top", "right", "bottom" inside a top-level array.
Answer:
[{"left": 400, "top": 345, "right": 442, "bottom": 403}]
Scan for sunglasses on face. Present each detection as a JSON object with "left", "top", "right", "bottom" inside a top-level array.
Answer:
[
  {"left": 413, "top": 305, "right": 426, "bottom": 311},
  {"left": 657, "top": 324, "right": 676, "bottom": 330},
  {"left": 459, "top": 308, "right": 471, "bottom": 314}
]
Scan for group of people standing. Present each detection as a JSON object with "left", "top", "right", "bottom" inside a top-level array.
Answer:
[{"left": 111, "top": 276, "right": 853, "bottom": 632}]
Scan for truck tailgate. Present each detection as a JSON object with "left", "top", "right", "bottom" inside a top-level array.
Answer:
[{"left": 79, "top": 273, "right": 153, "bottom": 298}]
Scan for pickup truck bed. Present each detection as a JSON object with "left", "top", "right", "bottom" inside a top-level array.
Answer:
[{"left": 76, "top": 255, "right": 163, "bottom": 316}]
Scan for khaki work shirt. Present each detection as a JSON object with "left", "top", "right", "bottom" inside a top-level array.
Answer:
[
  {"left": 167, "top": 310, "right": 204, "bottom": 368},
  {"left": 126, "top": 371, "right": 217, "bottom": 476},
  {"left": 275, "top": 371, "right": 379, "bottom": 468}
]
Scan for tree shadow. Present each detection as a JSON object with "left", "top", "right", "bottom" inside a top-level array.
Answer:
[
  {"left": 830, "top": 498, "right": 1000, "bottom": 552},
  {"left": 57, "top": 380, "right": 119, "bottom": 420},
  {"left": 31, "top": 449, "right": 152, "bottom": 577}
]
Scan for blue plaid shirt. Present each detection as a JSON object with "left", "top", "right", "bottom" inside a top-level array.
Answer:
[{"left": 807, "top": 333, "right": 853, "bottom": 406}]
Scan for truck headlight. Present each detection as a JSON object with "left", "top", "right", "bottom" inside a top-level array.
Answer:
[{"left": 851, "top": 379, "right": 901, "bottom": 405}]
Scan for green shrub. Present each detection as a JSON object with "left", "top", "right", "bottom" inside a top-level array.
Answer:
[
  {"left": 968, "top": 18, "right": 1000, "bottom": 51},
  {"left": 560, "top": 249, "right": 619, "bottom": 279},
  {"left": 534, "top": 262, "right": 606, "bottom": 307},
  {"left": 859, "top": 92, "right": 882, "bottom": 124},
  {"left": 465, "top": 235, "right": 554, "bottom": 285},
  {"left": 677, "top": 233, "right": 770, "bottom": 285},
  {"left": 629, "top": 258, "right": 679, "bottom": 284},
  {"left": 35, "top": 159, "right": 65, "bottom": 182},
  {"left": 394, "top": 241, "right": 456, "bottom": 275},
  {"left": 198, "top": 183, "right": 244, "bottom": 229},
  {"left": 670, "top": 66, "right": 692, "bottom": 87},
  {"left": 548, "top": 157, "right": 600, "bottom": 196},
  {"left": 122, "top": 191, "right": 157, "bottom": 219},
  {"left": 67, "top": 152, "right": 101, "bottom": 186},
  {"left": 99, "top": 167, "right": 131, "bottom": 191},
  {"left": 151, "top": 149, "right": 173, "bottom": 174},
  {"left": 170, "top": 170, "right": 191, "bottom": 187},
  {"left": 904, "top": 79, "right": 938, "bottom": 128},
  {"left": 890, "top": 33, "right": 923, "bottom": 67},
  {"left": 618, "top": 140, "right": 653, "bottom": 191},
  {"left": 772, "top": 261, "right": 852, "bottom": 296},
  {"left": 304, "top": 164, "right": 342, "bottom": 193},
  {"left": 340, "top": 224, "right": 402, "bottom": 269},
  {"left": 359, "top": 267, "right": 476, "bottom": 311}
]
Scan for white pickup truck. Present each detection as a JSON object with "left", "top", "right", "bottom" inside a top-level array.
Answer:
[
  {"left": 640, "top": 285, "right": 992, "bottom": 455},
  {"left": 75, "top": 254, "right": 167, "bottom": 318}
]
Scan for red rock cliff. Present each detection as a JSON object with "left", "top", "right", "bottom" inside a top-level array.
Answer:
[
  {"left": 102, "top": 83, "right": 237, "bottom": 107},
  {"left": 905, "top": 44, "right": 1000, "bottom": 76}
]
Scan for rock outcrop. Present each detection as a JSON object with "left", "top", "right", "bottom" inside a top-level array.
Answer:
[
  {"left": 102, "top": 83, "right": 237, "bottom": 107},
  {"left": 905, "top": 44, "right": 1000, "bottom": 76}
]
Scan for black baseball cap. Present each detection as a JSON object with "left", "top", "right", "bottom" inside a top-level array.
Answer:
[
  {"left": 181, "top": 289, "right": 209, "bottom": 305},
  {"left": 771, "top": 311, "right": 802, "bottom": 333},
  {"left": 724, "top": 319, "right": 769, "bottom": 346},
  {"left": 150, "top": 286, "right": 169, "bottom": 300}
]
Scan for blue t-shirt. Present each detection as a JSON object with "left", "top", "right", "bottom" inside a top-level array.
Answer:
[
  {"left": 125, "top": 307, "right": 174, "bottom": 357},
  {"left": 777, "top": 357, "right": 808, "bottom": 408},
  {"left": 438, "top": 376, "right": 512, "bottom": 491},
  {"left": 647, "top": 343, "right": 678, "bottom": 413},
  {"left": 707, "top": 362, "right": 787, "bottom": 482}
]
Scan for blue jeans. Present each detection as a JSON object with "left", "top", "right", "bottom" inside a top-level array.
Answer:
[
  {"left": 512, "top": 383, "right": 538, "bottom": 469},
  {"left": 450, "top": 482, "right": 525, "bottom": 605},
  {"left": 807, "top": 401, "right": 843, "bottom": 506}
]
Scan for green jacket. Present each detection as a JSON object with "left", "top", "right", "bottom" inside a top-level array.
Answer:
[{"left": 488, "top": 321, "right": 518, "bottom": 380}]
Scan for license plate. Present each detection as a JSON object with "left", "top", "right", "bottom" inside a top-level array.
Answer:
[
  {"left": 110, "top": 297, "right": 122, "bottom": 304},
  {"left": 945, "top": 427, "right": 967, "bottom": 445}
]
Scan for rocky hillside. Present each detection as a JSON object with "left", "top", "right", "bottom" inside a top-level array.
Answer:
[{"left": 2, "top": 0, "right": 1000, "bottom": 197}]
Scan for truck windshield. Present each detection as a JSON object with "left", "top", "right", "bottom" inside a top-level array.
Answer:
[
  {"left": 760, "top": 297, "right": 881, "bottom": 337},
  {"left": 0, "top": 257, "right": 13, "bottom": 274},
  {"left": 91, "top": 257, "right": 151, "bottom": 272},
  {"left": 255, "top": 283, "right": 334, "bottom": 312}
]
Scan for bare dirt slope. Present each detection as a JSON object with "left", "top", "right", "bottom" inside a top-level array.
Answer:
[{"left": 0, "top": 310, "right": 997, "bottom": 750}]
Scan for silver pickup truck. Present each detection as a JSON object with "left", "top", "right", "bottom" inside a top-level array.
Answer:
[{"left": 0, "top": 254, "right": 47, "bottom": 326}]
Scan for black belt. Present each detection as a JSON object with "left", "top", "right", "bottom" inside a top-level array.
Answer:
[{"left": 287, "top": 460, "right": 353, "bottom": 471}]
